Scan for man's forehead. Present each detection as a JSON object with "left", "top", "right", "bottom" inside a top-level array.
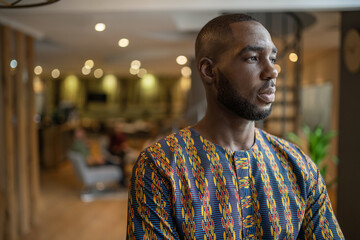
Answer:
[
  {"left": 229, "top": 20, "right": 266, "bottom": 32},
  {"left": 228, "top": 21, "right": 275, "bottom": 49}
]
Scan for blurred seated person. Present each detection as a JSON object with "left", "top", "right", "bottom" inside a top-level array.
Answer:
[
  {"left": 70, "top": 127, "right": 105, "bottom": 166},
  {"left": 108, "top": 123, "right": 128, "bottom": 185},
  {"left": 109, "top": 123, "right": 128, "bottom": 156}
]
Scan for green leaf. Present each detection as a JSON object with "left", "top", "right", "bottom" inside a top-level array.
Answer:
[{"left": 287, "top": 124, "right": 338, "bottom": 187}]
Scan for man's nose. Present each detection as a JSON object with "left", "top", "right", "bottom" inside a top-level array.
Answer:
[{"left": 260, "top": 61, "right": 278, "bottom": 80}]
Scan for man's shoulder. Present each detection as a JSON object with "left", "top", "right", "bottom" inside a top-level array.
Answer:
[
  {"left": 256, "top": 128, "right": 318, "bottom": 175},
  {"left": 138, "top": 127, "right": 191, "bottom": 162},
  {"left": 146, "top": 127, "right": 189, "bottom": 148},
  {"left": 132, "top": 128, "right": 192, "bottom": 178}
]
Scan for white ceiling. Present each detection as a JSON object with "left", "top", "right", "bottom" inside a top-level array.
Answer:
[{"left": 0, "top": 0, "right": 359, "bottom": 77}]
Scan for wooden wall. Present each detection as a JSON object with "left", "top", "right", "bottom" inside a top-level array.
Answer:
[{"left": 0, "top": 25, "right": 40, "bottom": 240}]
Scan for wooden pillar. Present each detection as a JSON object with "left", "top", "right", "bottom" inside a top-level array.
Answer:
[
  {"left": 26, "top": 36, "right": 40, "bottom": 226},
  {"left": 1, "top": 25, "right": 18, "bottom": 240},
  {"left": 15, "top": 31, "right": 31, "bottom": 235}
]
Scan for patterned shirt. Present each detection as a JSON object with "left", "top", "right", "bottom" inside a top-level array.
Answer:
[{"left": 127, "top": 127, "right": 344, "bottom": 239}]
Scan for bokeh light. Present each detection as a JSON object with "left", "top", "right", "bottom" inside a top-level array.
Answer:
[
  {"left": 10, "top": 59, "right": 17, "bottom": 69},
  {"left": 94, "top": 68, "right": 104, "bottom": 78},
  {"left": 95, "top": 23, "right": 106, "bottom": 32},
  {"left": 137, "top": 68, "right": 147, "bottom": 78},
  {"left": 274, "top": 64, "right": 281, "bottom": 74},
  {"left": 51, "top": 69, "right": 60, "bottom": 78},
  {"left": 181, "top": 66, "right": 192, "bottom": 77},
  {"left": 131, "top": 60, "right": 141, "bottom": 70},
  {"left": 118, "top": 38, "right": 129, "bottom": 47},
  {"left": 289, "top": 53, "right": 298, "bottom": 62},
  {"left": 84, "top": 59, "right": 94, "bottom": 69},
  {"left": 82, "top": 66, "right": 91, "bottom": 75},
  {"left": 34, "top": 66, "right": 43, "bottom": 75},
  {"left": 176, "top": 55, "right": 187, "bottom": 65}
]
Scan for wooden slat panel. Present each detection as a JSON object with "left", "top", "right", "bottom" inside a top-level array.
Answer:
[
  {"left": 26, "top": 36, "right": 40, "bottom": 226},
  {"left": 1, "top": 25, "right": 18, "bottom": 240},
  {"left": 0, "top": 24, "right": 4, "bottom": 240},
  {"left": 15, "top": 30, "right": 31, "bottom": 235}
]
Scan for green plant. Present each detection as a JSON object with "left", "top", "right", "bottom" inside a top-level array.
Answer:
[{"left": 287, "top": 125, "right": 338, "bottom": 185}]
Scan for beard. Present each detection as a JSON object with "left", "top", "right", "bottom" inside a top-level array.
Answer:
[{"left": 217, "top": 70, "right": 273, "bottom": 121}]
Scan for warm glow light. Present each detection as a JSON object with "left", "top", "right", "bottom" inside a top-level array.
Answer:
[
  {"left": 176, "top": 55, "right": 187, "bottom": 65},
  {"left": 34, "top": 66, "right": 43, "bottom": 75},
  {"left": 131, "top": 60, "right": 141, "bottom": 70},
  {"left": 289, "top": 53, "right": 298, "bottom": 62},
  {"left": 51, "top": 69, "right": 60, "bottom": 78},
  {"left": 63, "top": 75, "right": 79, "bottom": 100},
  {"left": 94, "top": 68, "right": 104, "bottom": 78},
  {"left": 137, "top": 68, "right": 147, "bottom": 78},
  {"left": 141, "top": 74, "right": 156, "bottom": 89},
  {"left": 118, "top": 38, "right": 129, "bottom": 47},
  {"left": 102, "top": 74, "right": 117, "bottom": 93},
  {"left": 82, "top": 66, "right": 91, "bottom": 75},
  {"left": 84, "top": 59, "right": 94, "bottom": 69},
  {"left": 274, "top": 64, "right": 281, "bottom": 74},
  {"left": 181, "top": 66, "right": 192, "bottom": 77},
  {"left": 129, "top": 67, "right": 139, "bottom": 75},
  {"left": 95, "top": 23, "right": 106, "bottom": 32},
  {"left": 33, "top": 76, "right": 44, "bottom": 93},
  {"left": 10, "top": 59, "right": 17, "bottom": 69},
  {"left": 180, "top": 77, "right": 191, "bottom": 92}
]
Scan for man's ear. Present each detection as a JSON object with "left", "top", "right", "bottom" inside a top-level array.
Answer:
[{"left": 199, "top": 57, "right": 216, "bottom": 85}]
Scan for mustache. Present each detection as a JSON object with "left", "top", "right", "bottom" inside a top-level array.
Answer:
[{"left": 259, "top": 80, "right": 276, "bottom": 92}]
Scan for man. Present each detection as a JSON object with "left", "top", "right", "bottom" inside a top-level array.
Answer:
[{"left": 127, "top": 14, "right": 344, "bottom": 239}]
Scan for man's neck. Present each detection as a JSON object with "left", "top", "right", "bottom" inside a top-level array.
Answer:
[{"left": 193, "top": 109, "right": 255, "bottom": 151}]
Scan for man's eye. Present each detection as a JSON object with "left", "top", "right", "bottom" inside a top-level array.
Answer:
[
  {"left": 270, "top": 58, "right": 277, "bottom": 64},
  {"left": 247, "top": 56, "right": 258, "bottom": 62}
]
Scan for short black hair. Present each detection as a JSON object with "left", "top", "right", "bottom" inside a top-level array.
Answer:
[{"left": 195, "top": 13, "right": 258, "bottom": 64}]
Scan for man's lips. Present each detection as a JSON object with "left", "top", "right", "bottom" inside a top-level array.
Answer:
[{"left": 258, "top": 87, "right": 276, "bottom": 103}]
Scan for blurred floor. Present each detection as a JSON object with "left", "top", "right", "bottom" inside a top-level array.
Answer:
[{"left": 20, "top": 162, "right": 129, "bottom": 240}]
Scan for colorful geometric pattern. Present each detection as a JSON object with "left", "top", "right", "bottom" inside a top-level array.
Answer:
[{"left": 127, "top": 127, "right": 344, "bottom": 239}]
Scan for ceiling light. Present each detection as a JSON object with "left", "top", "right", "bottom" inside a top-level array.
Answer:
[
  {"left": 129, "top": 67, "right": 139, "bottom": 75},
  {"left": 95, "top": 23, "right": 106, "bottom": 32},
  {"left": 289, "top": 53, "right": 298, "bottom": 62},
  {"left": 84, "top": 59, "right": 94, "bottom": 69},
  {"left": 82, "top": 66, "right": 91, "bottom": 75},
  {"left": 34, "top": 65, "right": 43, "bottom": 75},
  {"left": 10, "top": 59, "right": 17, "bottom": 68},
  {"left": 137, "top": 68, "right": 147, "bottom": 78},
  {"left": 94, "top": 68, "right": 104, "bottom": 78},
  {"left": 51, "top": 69, "right": 60, "bottom": 78},
  {"left": 131, "top": 60, "right": 141, "bottom": 70},
  {"left": 118, "top": 38, "right": 129, "bottom": 48},
  {"left": 176, "top": 55, "right": 187, "bottom": 65},
  {"left": 181, "top": 66, "right": 192, "bottom": 77},
  {"left": 274, "top": 64, "right": 281, "bottom": 74}
]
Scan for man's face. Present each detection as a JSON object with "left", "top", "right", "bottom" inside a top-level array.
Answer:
[{"left": 214, "top": 21, "right": 278, "bottom": 121}]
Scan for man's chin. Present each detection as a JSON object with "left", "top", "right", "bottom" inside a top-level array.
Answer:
[{"left": 248, "top": 106, "right": 272, "bottom": 121}]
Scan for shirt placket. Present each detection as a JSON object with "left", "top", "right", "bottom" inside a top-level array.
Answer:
[{"left": 234, "top": 151, "right": 256, "bottom": 238}]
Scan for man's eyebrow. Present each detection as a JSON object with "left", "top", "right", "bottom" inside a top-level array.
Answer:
[{"left": 238, "top": 45, "right": 278, "bottom": 55}]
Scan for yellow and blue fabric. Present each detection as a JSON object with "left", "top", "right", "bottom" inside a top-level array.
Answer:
[{"left": 127, "top": 127, "right": 344, "bottom": 239}]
